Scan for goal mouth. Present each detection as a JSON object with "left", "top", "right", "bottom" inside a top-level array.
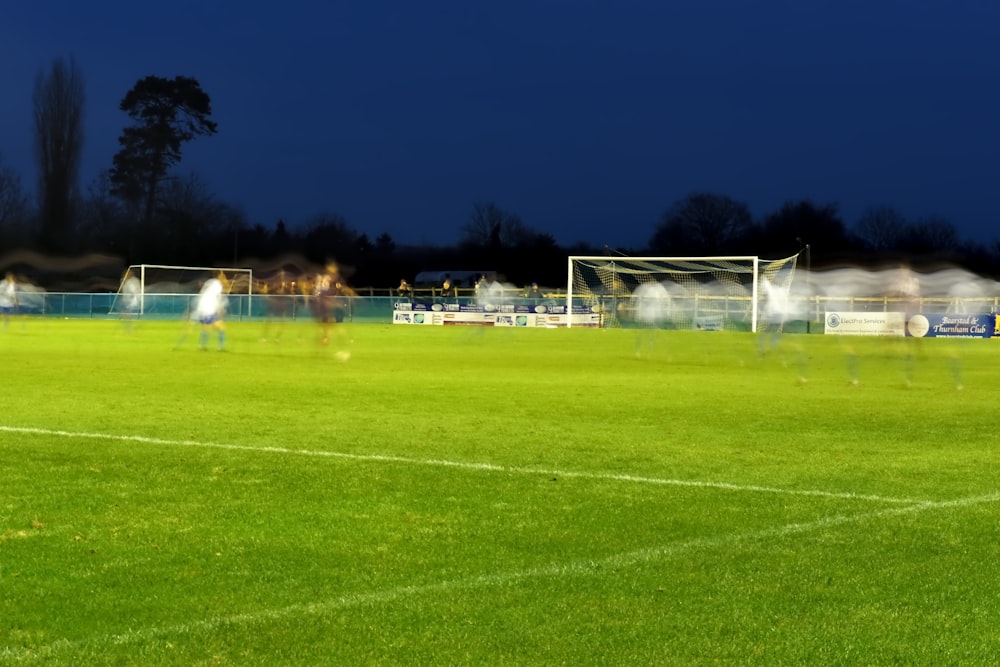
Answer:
[
  {"left": 567, "top": 255, "right": 799, "bottom": 332},
  {"left": 109, "top": 264, "right": 254, "bottom": 319}
]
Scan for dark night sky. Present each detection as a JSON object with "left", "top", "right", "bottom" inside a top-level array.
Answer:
[{"left": 2, "top": 0, "right": 998, "bottom": 248}]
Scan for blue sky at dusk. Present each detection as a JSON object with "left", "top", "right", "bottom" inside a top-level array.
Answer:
[{"left": 1, "top": 1, "right": 998, "bottom": 248}]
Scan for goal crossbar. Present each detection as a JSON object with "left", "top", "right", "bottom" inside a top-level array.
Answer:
[
  {"left": 566, "top": 254, "right": 797, "bottom": 332},
  {"left": 111, "top": 263, "right": 254, "bottom": 317}
]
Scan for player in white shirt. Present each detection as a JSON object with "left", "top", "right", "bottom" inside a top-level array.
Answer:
[
  {"left": 632, "top": 281, "right": 670, "bottom": 358},
  {"left": 195, "top": 276, "right": 227, "bottom": 350},
  {"left": 119, "top": 270, "right": 141, "bottom": 332},
  {"left": 0, "top": 272, "right": 18, "bottom": 329}
]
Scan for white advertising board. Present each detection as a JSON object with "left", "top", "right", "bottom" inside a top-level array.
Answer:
[
  {"left": 824, "top": 312, "right": 905, "bottom": 336},
  {"left": 393, "top": 302, "right": 602, "bottom": 327}
]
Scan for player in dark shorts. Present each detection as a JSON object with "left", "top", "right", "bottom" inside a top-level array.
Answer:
[
  {"left": 260, "top": 271, "right": 296, "bottom": 342},
  {"left": 312, "top": 262, "right": 355, "bottom": 346}
]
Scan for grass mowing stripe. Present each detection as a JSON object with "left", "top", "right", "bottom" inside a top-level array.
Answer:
[
  {"left": 4, "top": 325, "right": 998, "bottom": 662},
  {"left": 5, "top": 490, "right": 997, "bottom": 662},
  {"left": 0, "top": 424, "right": 922, "bottom": 505}
]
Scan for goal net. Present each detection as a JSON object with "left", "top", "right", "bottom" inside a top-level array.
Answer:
[
  {"left": 109, "top": 264, "right": 254, "bottom": 319},
  {"left": 566, "top": 254, "right": 799, "bottom": 332}
]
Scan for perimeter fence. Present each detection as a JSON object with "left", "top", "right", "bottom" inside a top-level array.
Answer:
[{"left": 18, "top": 293, "right": 1000, "bottom": 329}]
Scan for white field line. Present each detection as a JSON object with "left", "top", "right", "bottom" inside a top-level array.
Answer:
[
  {"left": 0, "top": 425, "right": 923, "bottom": 505},
  {"left": 3, "top": 490, "right": 998, "bottom": 662}
]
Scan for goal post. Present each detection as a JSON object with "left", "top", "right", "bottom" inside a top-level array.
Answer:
[
  {"left": 566, "top": 254, "right": 799, "bottom": 332},
  {"left": 109, "top": 264, "right": 254, "bottom": 319}
]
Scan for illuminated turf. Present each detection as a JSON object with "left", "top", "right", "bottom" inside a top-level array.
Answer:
[{"left": 1, "top": 320, "right": 997, "bottom": 664}]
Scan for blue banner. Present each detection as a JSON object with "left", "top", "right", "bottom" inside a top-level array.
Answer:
[{"left": 906, "top": 313, "right": 997, "bottom": 338}]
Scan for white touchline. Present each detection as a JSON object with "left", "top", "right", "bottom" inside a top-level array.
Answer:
[
  {"left": 3, "top": 490, "right": 997, "bottom": 661},
  {"left": 0, "top": 424, "right": 923, "bottom": 504}
]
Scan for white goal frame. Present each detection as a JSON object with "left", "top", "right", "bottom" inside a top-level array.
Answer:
[
  {"left": 567, "top": 255, "right": 796, "bottom": 332},
  {"left": 112, "top": 263, "right": 254, "bottom": 316}
]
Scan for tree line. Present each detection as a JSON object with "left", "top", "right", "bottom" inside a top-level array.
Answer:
[{"left": 1, "top": 57, "right": 998, "bottom": 291}]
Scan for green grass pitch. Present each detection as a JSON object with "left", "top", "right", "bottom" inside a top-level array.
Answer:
[{"left": 2, "top": 318, "right": 999, "bottom": 664}]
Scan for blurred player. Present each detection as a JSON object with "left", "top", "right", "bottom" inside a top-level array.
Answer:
[
  {"left": 119, "top": 269, "right": 141, "bottom": 333},
  {"left": 757, "top": 277, "right": 789, "bottom": 354},
  {"left": 259, "top": 270, "right": 295, "bottom": 343},
  {"left": 313, "top": 262, "right": 355, "bottom": 356},
  {"left": 0, "top": 272, "right": 17, "bottom": 330},
  {"left": 758, "top": 276, "right": 808, "bottom": 382},
  {"left": 195, "top": 273, "right": 228, "bottom": 350},
  {"left": 632, "top": 281, "right": 669, "bottom": 358},
  {"left": 891, "top": 265, "right": 921, "bottom": 386}
]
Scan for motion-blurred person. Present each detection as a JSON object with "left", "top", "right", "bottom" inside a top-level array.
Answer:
[
  {"left": 331, "top": 279, "right": 354, "bottom": 324},
  {"left": 260, "top": 270, "right": 295, "bottom": 343},
  {"left": 949, "top": 345, "right": 964, "bottom": 391},
  {"left": 396, "top": 278, "right": 413, "bottom": 300},
  {"left": 758, "top": 277, "right": 809, "bottom": 382},
  {"left": 632, "top": 281, "right": 669, "bottom": 358},
  {"left": 892, "top": 265, "right": 921, "bottom": 386},
  {"left": 0, "top": 272, "right": 17, "bottom": 330},
  {"left": 119, "top": 269, "right": 141, "bottom": 333},
  {"left": 313, "top": 262, "right": 355, "bottom": 355},
  {"left": 757, "top": 277, "right": 790, "bottom": 354},
  {"left": 195, "top": 273, "right": 228, "bottom": 351},
  {"left": 844, "top": 341, "right": 861, "bottom": 386},
  {"left": 474, "top": 274, "right": 491, "bottom": 300},
  {"left": 312, "top": 262, "right": 341, "bottom": 340},
  {"left": 892, "top": 265, "right": 921, "bottom": 320}
]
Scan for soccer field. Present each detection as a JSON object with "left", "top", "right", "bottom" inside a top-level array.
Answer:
[{"left": 2, "top": 319, "right": 998, "bottom": 665}]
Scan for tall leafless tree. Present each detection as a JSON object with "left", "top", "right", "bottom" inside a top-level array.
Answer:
[
  {"left": 903, "top": 216, "right": 960, "bottom": 254},
  {"left": 461, "top": 202, "right": 533, "bottom": 248},
  {"left": 154, "top": 172, "right": 243, "bottom": 264},
  {"left": 78, "top": 170, "right": 125, "bottom": 251},
  {"left": 33, "top": 55, "right": 85, "bottom": 252},
  {"left": 855, "top": 206, "right": 907, "bottom": 252},
  {"left": 0, "top": 156, "right": 32, "bottom": 246},
  {"left": 650, "top": 192, "right": 754, "bottom": 254},
  {"left": 759, "top": 200, "right": 852, "bottom": 257}
]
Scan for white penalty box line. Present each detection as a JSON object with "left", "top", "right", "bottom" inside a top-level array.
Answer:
[
  {"left": 4, "top": 489, "right": 999, "bottom": 662},
  {"left": 3, "top": 424, "right": 925, "bottom": 505},
  {"left": 4, "top": 425, "right": 997, "bottom": 659}
]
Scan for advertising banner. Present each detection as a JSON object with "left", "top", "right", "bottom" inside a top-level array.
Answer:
[
  {"left": 392, "top": 302, "right": 602, "bottom": 327},
  {"left": 825, "top": 311, "right": 999, "bottom": 338},
  {"left": 824, "top": 312, "right": 905, "bottom": 336},
  {"left": 905, "top": 313, "right": 997, "bottom": 338}
]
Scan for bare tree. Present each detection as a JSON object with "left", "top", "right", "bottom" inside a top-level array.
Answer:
[
  {"left": 759, "top": 200, "right": 852, "bottom": 257},
  {"left": 902, "top": 216, "right": 960, "bottom": 254},
  {"left": 460, "top": 202, "right": 533, "bottom": 248},
  {"left": 650, "top": 192, "right": 754, "bottom": 254},
  {"left": 301, "top": 213, "right": 361, "bottom": 263},
  {"left": 78, "top": 171, "right": 126, "bottom": 252},
  {"left": 0, "top": 157, "right": 32, "bottom": 245},
  {"left": 462, "top": 202, "right": 503, "bottom": 248},
  {"left": 500, "top": 215, "right": 535, "bottom": 247},
  {"left": 155, "top": 172, "right": 243, "bottom": 264},
  {"left": 855, "top": 206, "right": 907, "bottom": 251},
  {"left": 374, "top": 232, "right": 396, "bottom": 254},
  {"left": 33, "top": 55, "right": 85, "bottom": 252}
]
